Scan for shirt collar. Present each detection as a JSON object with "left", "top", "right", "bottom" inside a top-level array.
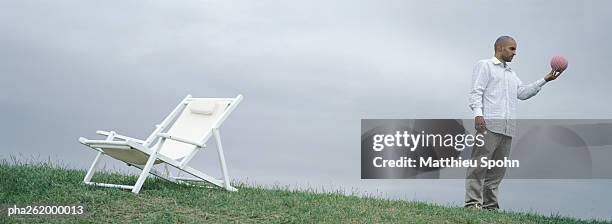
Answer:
[{"left": 492, "top": 56, "right": 511, "bottom": 70}]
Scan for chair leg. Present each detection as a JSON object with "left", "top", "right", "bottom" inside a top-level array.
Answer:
[
  {"left": 84, "top": 151, "right": 103, "bottom": 183},
  {"left": 213, "top": 129, "right": 232, "bottom": 191},
  {"left": 84, "top": 132, "right": 114, "bottom": 183},
  {"left": 131, "top": 151, "right": 159, "bottom": 194}
]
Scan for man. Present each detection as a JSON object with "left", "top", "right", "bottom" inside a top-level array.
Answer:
[{"left": 465, "top": 36, "right": 563, "bottom": 210}]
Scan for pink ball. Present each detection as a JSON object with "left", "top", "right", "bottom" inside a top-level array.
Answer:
[{"left": 550, "top": 55, "right": 568, "bottom": 72}]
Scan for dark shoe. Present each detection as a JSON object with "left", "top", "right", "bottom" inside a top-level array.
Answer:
[{"left": 483, "top": 206, "right": 499, "bottom": 211}]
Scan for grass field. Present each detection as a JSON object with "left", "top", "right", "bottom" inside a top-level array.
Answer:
[{"left": 0, "top": 160, "right": 607, "bottom": 223}]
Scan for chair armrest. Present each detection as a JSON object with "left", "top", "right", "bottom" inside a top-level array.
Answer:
[
  {"left": 96, "top": 130, "right": 145, "bottom": 144},
  {"left": 157, "top": 133, "right": 205, "bottom": 147}
]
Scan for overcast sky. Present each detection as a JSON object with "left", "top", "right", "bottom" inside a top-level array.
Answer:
[{"left": 1, "top": 0, "right": 611, "bottom": 220}]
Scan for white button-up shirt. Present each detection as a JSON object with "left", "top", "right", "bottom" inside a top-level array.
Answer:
[{"left": 468, "top": 57, "right": 547, "bottom": 137}]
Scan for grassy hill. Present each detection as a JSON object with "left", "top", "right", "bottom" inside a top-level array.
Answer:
[{"left": 0, "top": 160, "right": 606, "bottom": 223}]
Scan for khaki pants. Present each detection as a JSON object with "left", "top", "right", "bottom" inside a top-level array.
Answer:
[{"left": 465, "top": 130, "right": 512, "bottom": 209}]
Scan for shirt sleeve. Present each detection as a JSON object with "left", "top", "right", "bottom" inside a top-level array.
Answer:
[
  {"left": 517, "top": 77, "right": 547, "bottom": 100},
  {"left": 468, "top": 61, "right": 489, "bottom": 117}
]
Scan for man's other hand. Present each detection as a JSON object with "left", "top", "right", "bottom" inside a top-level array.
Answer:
[{"left": 475, "top": 116, "right": 486, "bottom": 133}]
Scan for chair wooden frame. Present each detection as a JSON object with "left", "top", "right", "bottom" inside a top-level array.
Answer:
[{"left": 78, "top": 94, "right": 243, "bottom": 194}]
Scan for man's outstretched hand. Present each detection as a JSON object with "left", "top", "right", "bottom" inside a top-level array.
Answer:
[
  {"left": 475, "top": 116, "right": 486, "bottom": 133},
  {"left": 544, "top": 69, "right": 564, "bottom": 82}
]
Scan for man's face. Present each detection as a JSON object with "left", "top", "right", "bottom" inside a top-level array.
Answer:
[{"left": 500, "top": 40, "right": 517, "bottom": 62}]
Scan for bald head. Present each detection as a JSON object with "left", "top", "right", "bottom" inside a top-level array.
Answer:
[
  {"left": 494, "top": 36, "right": 517, "bottom": 63},
  {"left": 494, "top": 36, "right": 515, "bottom": 52}
]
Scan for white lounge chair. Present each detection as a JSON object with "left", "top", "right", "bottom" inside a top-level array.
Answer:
[{"left": 78, "top": 94, "right": 243, "bottom": 194}]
